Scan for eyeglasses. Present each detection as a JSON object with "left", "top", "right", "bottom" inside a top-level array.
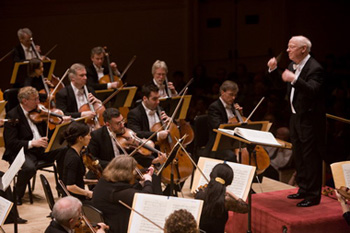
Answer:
[{"left": 115, "top": 119, "right": 125, "bottom": 126}]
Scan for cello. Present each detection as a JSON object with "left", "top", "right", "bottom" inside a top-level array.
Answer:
[{"left": 98, "top": 47, "right": 122, "bottom": 87}]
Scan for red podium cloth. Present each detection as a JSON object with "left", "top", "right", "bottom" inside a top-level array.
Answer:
[{"left": 225, "top": 188, "right": 349, "bottom": 233}]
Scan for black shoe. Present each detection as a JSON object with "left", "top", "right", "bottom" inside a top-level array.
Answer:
[
  {"left": 16, "top": 197, "right": 22, "bottom": 206},
  {"left": 287, "top": 193, "right": 305, "bottom": 199},
  {"left": 296, "top": 199, "right": 319, "bottom": 207},
  {"left": 16, "top": 217, "right": 28, "bottom": 224}
]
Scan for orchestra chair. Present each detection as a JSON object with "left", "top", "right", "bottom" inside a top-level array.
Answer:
[
  {"left": 4, "top": 88, "right": 60, "bottom": 203},
  {"left": 190, "top": 114, "right": 209, "bottom": 188},
  {"left": 82, "top": 204, "right": 105, "bottom": 225},
  {"left": 40, "top": 174, "right": 55, "bottom": 218}
]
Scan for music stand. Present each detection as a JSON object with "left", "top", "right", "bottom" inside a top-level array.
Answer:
[
  {"left": 45, "top": 118, "right": 85, "bottom": 153},
  {"left": 213, "top": 127, "right": 291, "bottom": 233},
  {"left": 0, "top": 147, "right": 26, "bottom": 233},
  {"left": 0, "top": 101, "right": 6, "bottom": 115},
  {"left": 156, "top": 138, "right": 184, "bottom": 196},
  {"left": 10, "top": 60, "right": 56, "bottom": 85},
  {"left": 95, "top": 86, "right": 137, "bottom": 109},
  {"left": 159, "top": 95, "right": 191, "bottom": 120}
]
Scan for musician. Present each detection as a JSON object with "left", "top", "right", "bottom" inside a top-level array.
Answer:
[
  {"left": 88, "top": 107, "right": 166, "bottom": 169},
  {"left": 13, "top": 28, "right": 44, "bottom": 62},
  {"left": 92, "top": 156, "right": 153, "bottom": 233},
  {"left": 86, "top": 46, "right": 121, "bottom": 90},
  {"left": 24, "top": 58, "right": 54, "bottom": 102},
  {"left": 56, "top": 63, "right": 101, "bottom": 119},
  {"left": 3, "top": 86, "right": 66, "bottom": 205},
  {"left": 151, "top": 60, "right": 177, "bottom": 98},
  {"left": 204, "top": 80, "right": 243, "bottom": 162},
  {"left": 164, "top": 209, "right": 199, "bottom": 233},
  {"left": 45, "top": 196, "right": 108, "bottom": 233},
  {"left": 62, "top": 121, "right": 96, "bottom": 202},
  {"left": 127, "top": 83, "right": 170, "bottom": 142},
  {"left": 195, "top": 163, "right": 248, "bottom": 233},
  {"left": 267, "top": 35, "right": 326, "bottom": 207}
]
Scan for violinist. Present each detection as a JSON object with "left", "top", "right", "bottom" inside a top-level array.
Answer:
[
  {"left": 151, "top": 60, "right": 177, "bottom": 98},
  {"left": 92, "top": 156, "right": 154, "bottom": 233},
  {"left": 88, "top": 108, "right": 165, "bottom": 194},
  {"left": 127, "top": 84, "right": 170, "bottom": 142},
  {"left": 13, "top": 28, "right": 45, "bottom": 62},
  {"left": 204, "top": 80, "right": 244, "bottom": 162},
  {"left": 56, "top": 63, "right": 101, "bottom": 119},
  {"left": 62, "top": 121, "right": 96, "bottom": 203},
  {"left": 3, "top": 87, "right": 68, "bottom": 205},
  {"left": 24, "top": 58, "right": 54, "bottom": 102},
  {"left": 86, "top": 46, "right": 121, "bottom": 90},
  {"left": 45, "top": 196, "right": 108, "bottom": 233},
  {"left": 194, "top": 163, "right": 248, "bottom": 233}
]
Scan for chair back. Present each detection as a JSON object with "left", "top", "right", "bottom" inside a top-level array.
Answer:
[
  {"left": 40, "top": 174, "right": 55, "bottom": 210},
  {"left": 82, "top": 204, "right": 105, "bottom": 225},
  {"left": 3, "top": 88, "right": 19, "bottom": 112}
]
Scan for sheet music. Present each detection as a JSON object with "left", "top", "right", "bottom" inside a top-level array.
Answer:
[
  {"left": 128, "top": 193, "right": 203, "bottom": 233},
  {"left": 342, "top": 164, "right": 350, "bottom": 187},
  {"left": 194, "top": 158, "right": 255, "bottom": 200},
  {"left": 0, "top": 147, "right": 25, "bottom": 191},
  {"left": 219, "top": 128, "right": 281, "bottom": 147},
  {"left": 0, "top": 196, "right": 13, "bottom": 225}
]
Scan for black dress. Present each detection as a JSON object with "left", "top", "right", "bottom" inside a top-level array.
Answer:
[{"left": 92, "top": 177, "right": 153, "bottom": 233}]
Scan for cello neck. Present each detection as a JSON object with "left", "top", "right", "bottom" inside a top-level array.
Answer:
[
  {"left": 104, "top": 49, "right": 115, "bottom": 82},
  {"left": 233, "top": 103, "right": 244, "bottom": 123}
]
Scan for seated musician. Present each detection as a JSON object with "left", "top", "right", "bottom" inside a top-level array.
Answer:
[
  {"left": 24, "top": 58, "right": 54, "bottom": 102},
  {"left": 151, "top": 60, "right": 177, "bottom": 98},
  {"left": 92, "top": 156, "right": 154, "bottom": 233},
  {"left": 86, "top": 46, "right": 121, "bottom": 90},
  {"left": 45, "top": 196, "right": 108, "bottom": 233},
  {"left": 62, "top": 121, "right": 96, "bottom": 203},
  {"left": 204, "top": 80, "right": 244, "bottom": 162},
  {"left": 13, "top": 28, "right": 45, "bottom": 62},
  {"left": 195, "top": 163, "right": 248, "bottom": 233},
  {"left": 88, "top": 107, "right": 165, "bottom": 194},
  {"left": 55, "top": 63, "right": 101, "bottom": 120},
  {"left": 164, "top": 209, "right": 199, "bottom": 233},
  {"left": 3, "top": 86, "right": 69, "bottom": 205}
]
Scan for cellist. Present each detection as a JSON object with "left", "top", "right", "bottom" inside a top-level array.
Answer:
[
  {"left": 86, "top": 46, "right": 121, "bottom": 90},
  {"left": 13, "top": 28, "right": 46, "bottom": 62},
  {"left": 150, "top": 60, "right": 177, "bottom": 98},
  {"left": 56, "top": 63, "right": 101, "bottom": 120},
  {"left": 204, "top": 80, "right": 244, "bottom": 162}
]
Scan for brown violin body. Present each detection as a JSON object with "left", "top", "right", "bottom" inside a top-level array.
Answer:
[
  {"left": 151, "top": 120, "right": 193, "bottom": 184},
  {"left": 81, "top": 149, "right": 103, "bottom": 179},
  {"left": 28, "top": 104, "right": 64, "bottom": 130}
]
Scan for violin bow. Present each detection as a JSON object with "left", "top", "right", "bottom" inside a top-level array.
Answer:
[
  {"left": 165, "top": 87, "right": 188, "bottom": 131},
  {"left": 177, "top": 78, "right": 194, "bottom": 96},
  {"left": 175, "top": 137, "right": 210, "bottom": 184},
  {"left": 44, "top": 44, "right": 58, "bottom": 58},
  {"left": 0, "top": 49, "right": 14, "bottom": 62},
  {"left": 119, "top": 55, "right": 137, "bottom": 81},
  {"left": 118, "top": 200, "right": 164, "bottom": 231},
  {"left": 244, "top": 96, "right": 265, "bottom": 123},
  {"left": 100, "top": 82, "right": 127, "bottom": 107},
  {"left": 45, "top": 69, "right": 70, "bottom": 136}
]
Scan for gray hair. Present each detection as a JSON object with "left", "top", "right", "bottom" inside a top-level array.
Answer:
[
  {"left": 220, "top": 80, "right": 239, "bottom": 93},
  {"left": 90, "top": 46, "right": 105, "bottom": 57},
  {"left": 292, "top": 35, "right": 312, "bottom": 53},
  {"left": 68, "top": 63, "right": 85, "bottom": 80},
  {"left": 152, "top": 60, "right": 168, "bottom": 75},
  {"left": 17, "top": 86, "right": 38, "bottom": 103},
  {"left": 52, "top": 196, "right": 82, "bottom": 225},
  {"left": 17, "top": 28, "right": 32, "bottom": 40}
]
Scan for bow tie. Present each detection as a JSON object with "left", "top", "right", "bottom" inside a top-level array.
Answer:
[
  {"left": 225, "top": 105, "right": 232, "bottom": 110},
  {"left": 292, "top": 64, "right": 299, "bottom": 71},
  {"left": 149, "top": 110, "right": 156, "bottom": 116}
]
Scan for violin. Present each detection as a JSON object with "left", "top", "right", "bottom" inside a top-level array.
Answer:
[
  {"left": 116, "top": 128, "right": 162, "bottom": 156},
  {"left": 81, "top": 147, "right": 103, "bottom": 179},
  {"left": 98, "top": 47, "right": 122, "bottom": 88},
  {"left": 28, "top": 104, "right": 65, "bottom": 127}
]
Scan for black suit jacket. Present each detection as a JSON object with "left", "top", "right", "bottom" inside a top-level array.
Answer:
[
  {"left": 55, "top": 84, "right": 96, "bottom": 118},
  {"left": 13, "top": 44, "right": 26, "bottom": 62},
  {"left": 127, "top": 103, "right": 161, "bottom": 142},
  {"left": 3, "top": 105, "right": 46, "bottom": 162},
  {"left": 44, "top": 220, "right": 68, "bottom": 233},
  {"left": 204, "top": 99, "right": 228, "bottom": 155},
  {"left": 86, "top": 64, "right": 109, "bottom": 90},
  {"left": 88, "top": 126, "right": 117, "bottom": 168}
]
